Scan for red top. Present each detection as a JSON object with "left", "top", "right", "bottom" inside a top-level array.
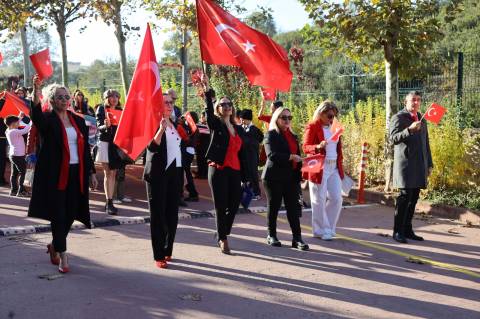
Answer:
[
  {"left": 282, "top": 129, "right": 298, "bottom": 169},
  {"left": 211, "top": 132, "right": 242, "bottom": 171},
  {"left": 302, "top": 120, "right": 344, "bottom": 184},
  {"left": 258, "top": 114, "right": 272, "bottom": 124}
]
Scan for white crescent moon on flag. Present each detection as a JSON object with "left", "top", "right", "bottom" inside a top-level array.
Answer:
[
  {"left": 139, "top": 61, "right": 161, "bottom": 97},
  {"left": 427, "top": 107, "right": 436, "bottom": 117},
  {"left": 307, "top": 159, "right": 318, "bottom": 168},
  {"left": 215, "top": 23, "right": 241, "bottom": 35}
]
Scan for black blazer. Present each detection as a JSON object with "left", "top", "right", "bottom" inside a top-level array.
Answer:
[
  {"left": 204, "top": 90, "right": 250, "bottom": 182},
  {"left": 28, "top": 103, "right": 95, "bottom": 227},
  {"left": 261, "top": 129, "right": 301, "bottom": 183},
  {"left": 143, "top": 120, "right": 180, "bottom": 183}
]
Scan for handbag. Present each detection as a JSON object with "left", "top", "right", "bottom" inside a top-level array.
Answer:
[
  {"left": 24, "top": 168, "right": 35, "bottom": 188},
  {"left": 240, "top": 183, "right": 254, "bottom": 209}
]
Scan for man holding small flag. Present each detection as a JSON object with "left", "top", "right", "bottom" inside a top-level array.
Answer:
[{"left": 389, "top": 91, "right": 434, "bottom": 244}]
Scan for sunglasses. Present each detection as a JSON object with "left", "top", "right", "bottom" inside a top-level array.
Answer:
[
  {"left": 55, "top": 95, "right": 70, "bottom": 101},
  {"left": 164, "top": 101, "right": 174, "bottom": 105},
  {"left": 219, "top": 102, "right": 233, "bottom": 108},
  {"left": 280, "top": 115, "right": 293, "bottom": 121}
]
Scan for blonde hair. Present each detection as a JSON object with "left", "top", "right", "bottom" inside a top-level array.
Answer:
[
  {"left": 312, "top": 100, "right": 338, "bottom": 122},
  {"left": 42, "top": 83, "right": 71, "bottom": 111},
  {"left": 214, "top": 97, "right": 236, "bottom": 124},
  {"left": 269, "top": 107, "right": 291, "bottom": 132}
]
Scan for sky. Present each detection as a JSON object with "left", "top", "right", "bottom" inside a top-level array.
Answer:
[{"left": 53, "top": 0, "right": 310, "bottom": 66}]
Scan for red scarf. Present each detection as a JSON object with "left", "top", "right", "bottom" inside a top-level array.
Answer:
[
  {"left": 58, "top": 112, "right": 85, "bottom": 193},
  {"left": 282, "top": 129, "right": 299, "bottom": 169}
]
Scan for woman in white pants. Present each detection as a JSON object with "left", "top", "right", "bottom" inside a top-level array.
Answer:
[{"left": 302, "top": 101, "right": 344, "bottom": 240}]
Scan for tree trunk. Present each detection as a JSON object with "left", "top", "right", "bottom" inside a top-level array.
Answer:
[
  {"left": 20, "top": 26, "right": 30, "bottom": 87},
  {"left": 114, "top": 2, "right": 129, "bottom": 97},
  {"left": 57, "top": 24, "right": 68, "bottom": 86},
  {"left": 384, "top": 58, "right": 399, "bottom": 192}
]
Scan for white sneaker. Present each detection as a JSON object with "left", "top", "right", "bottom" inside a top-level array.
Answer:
[
  {"left": 121, "top": 197, "right": 132, "bottom": 203},
  {"left": 321, "top": 233, "right": 333, "bottom": 241},
  {"left": 112, "top": 199, "right": 122, "bottom": 204}
]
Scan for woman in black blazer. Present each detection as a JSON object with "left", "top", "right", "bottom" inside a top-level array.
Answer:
[
  {"left": 143, "top": 93, "right": 183, "bottom": 269},
  {"left": 262, "top": 107, "right": 309, "bottom": 250},
  {"left": 202, "top": 77, "right": 250, "bottom": 254},
  {"left": 28, "top": 75, "right": 98, "bottom": 273}
]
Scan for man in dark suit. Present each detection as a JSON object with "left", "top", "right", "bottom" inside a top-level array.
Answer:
[
  {"left": 389, "top": 91, "right": 433, "bottom": 243},
  {"left": 240, "top": 109, "right": 264, "bottom": 199}
]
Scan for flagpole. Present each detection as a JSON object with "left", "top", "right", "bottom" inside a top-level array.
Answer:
[{"left": 420, "top": 104, "right": 432, "bottom": 122}]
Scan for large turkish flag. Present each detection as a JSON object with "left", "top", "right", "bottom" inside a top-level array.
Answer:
[
  {"left": 114, "top": 24, "right": 164, "bottom": 160},
  {"left": 196, "top": 0, "right": 292, "bottom": 92},
  {"left": 0, "top": 91, "right": 30, "bottom": 118}
]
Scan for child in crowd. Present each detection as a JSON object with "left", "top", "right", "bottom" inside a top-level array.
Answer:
[{"left": 4, "top": 113, "right": 31, "bottom": 197}]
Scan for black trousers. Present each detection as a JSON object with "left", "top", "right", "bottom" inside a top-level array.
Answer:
[
  {"left": 146, "top": 163, "right": 181, "bottom": 261},
  {"left": 263, "top": 179, "right": 302, "bottom": 239},
  {"left": 208, "top": 166, "right": 241, "bottom": 240},
  {"left": 182, "top": 152, "right": 198, "bottom": 197},
  {"left": 0, "top": 139, "right": 7, "bottom": 183},
  {"left": 9, "top": 155, "right": 26, "bottom": 193},
  {"left": 196, "top": 151, "right": 208, "bottom": 178},
  {"left": 51, "top": 165, "right": 80, "bottom": 253},
  {"left": 248, "top": 152, "right": 261, "bottom": 196},
  {"left": 394, "top": 188, "right": 421, "bottom": 235}
]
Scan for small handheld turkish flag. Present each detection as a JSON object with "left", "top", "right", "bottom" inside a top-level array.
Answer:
[
  {"left": 301, "top": 154, "right": 324, "bottom": 174},
  {"left": 30, "top": 48, "right": 54, "bottom": 80},
  {"left": 329, "top": 118, "right": 344, "bottom": 142},
  {"left": 106, "top": 109, "right": 122, "bottom": 126},
  {"left": 423, "top": 103, "right": 447, "bottom": 125},
  {"left": 185, "top": 112, "right": 198, "bottom": 133},
  {"left": 261, "top": 87, "right": 276, "bottom": 101},
  {"left": 0, "top": 52, "right": 3, "bottom": 65}
]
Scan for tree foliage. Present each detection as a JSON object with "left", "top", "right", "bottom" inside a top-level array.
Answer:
[
  {"left": 299, "top": 0, "right": 462, "bottom": 76},
  {"left": 245, "top": 6, "right": 277, "bottom": 37}
]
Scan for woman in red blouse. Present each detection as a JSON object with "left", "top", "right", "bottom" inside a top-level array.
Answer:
[
  {"left": 302, "top": 101, "right": 344, "bottom": 241},
  {"left": 202, "top": 76, "right": 250, "bottom": 254}
]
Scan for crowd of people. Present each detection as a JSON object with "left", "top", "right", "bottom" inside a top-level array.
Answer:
[{"left": 0, "top": 74, "right": 433, "bottom": 272}]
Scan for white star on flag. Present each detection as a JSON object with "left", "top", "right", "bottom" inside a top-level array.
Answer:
[{"left": 242, "top": 41, "right": 256, "bottom": 53}]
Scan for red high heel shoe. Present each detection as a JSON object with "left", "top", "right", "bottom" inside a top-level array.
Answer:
[
  {"left": 165, "top": 256, "right": 172, "bottom": 262},
  {"left": 155, "top": 260, "right": 168, "bottom": 269},
  {"left": 58, "top": 253, "right": 69, "bottom": 273},
  {"left": 46, "top": 244, "right": 60, "bottom": 265}
]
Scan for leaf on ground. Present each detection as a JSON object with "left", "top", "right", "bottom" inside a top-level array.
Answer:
[
  {"left": 178, "top": 293, "right": 202, "bottom": 301},
  {"left": 38, "top": 274, "right": 64, "bottom": 281},
  {"left": 376, "top": 232, "right": 389, "bottom": 237},
  {"left": 447, "top": 228, "right": 460, "bottom": 234},
  {"left": 406, "top": 257, "right": 426, "bottom": 265}
]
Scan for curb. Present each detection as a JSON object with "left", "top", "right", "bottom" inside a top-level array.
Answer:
[
  {"left": 348, "top": 188, "right": 480, "bottom": 225},
  {"left": 0, "top": 206, "right": 264, "bottom": 238}
]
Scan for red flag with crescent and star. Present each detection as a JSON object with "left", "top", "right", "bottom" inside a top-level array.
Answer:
[
  {"left": 196, "top": 0, "right": 292, "bottom": 92},
  {"left": 29, "top": 48, "right": 53, "bottom": 80},
  {"left": 0, "top": 91, "right": 30, "bottom": 118},
  {"left": 261, "top": 87, "right": 276, "bottom": 101},
  {"left": 301, "top": 154, "right": 324, "bottom": 174},
  {"left": 114, "top": 24, "right": 164, "bottom": 160},
  {"left": 423, "top": 103, "right": 447, "bottom": 125},
  {"left": 106, "top": 109, "right": 122, "bottom": 126}
]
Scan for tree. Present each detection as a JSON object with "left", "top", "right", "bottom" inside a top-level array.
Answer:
[
  {"left": 245, "top": 6, "right": 277, "bottom": 37},
  {"left": 299, "top": 0, "right": 462, "bottom": 191},
  {"left": 89, "top": 0, "right": 139, "bottom": 97},
  {"left": 0, "top": 0, "right": 50, "bottom": 86},
  {"left": 37, "top": 1, "right": 89, "bottom": 86}
]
